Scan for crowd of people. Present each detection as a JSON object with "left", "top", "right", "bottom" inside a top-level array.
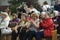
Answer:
[{"left": 0, "top": 1, "right": 60, "bottom": 40}]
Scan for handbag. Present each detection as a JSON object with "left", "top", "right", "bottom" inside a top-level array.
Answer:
[{"left": 1, "top": 27, "right": 12, "bottom": 35}]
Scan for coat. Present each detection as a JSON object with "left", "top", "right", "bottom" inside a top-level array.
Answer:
[{"left": 40, "top": 18, "right": 54, "bottom": 37}]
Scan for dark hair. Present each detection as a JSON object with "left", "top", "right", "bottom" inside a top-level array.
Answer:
[
  {"left": 17, "top": 7, "right": 26, "bottom": 13},
  {"left": 43, "top": 1, "right": 48, "bottom": 5},
  {"left": 28, "top": 11, "right": 34, "bottom": 15},
  {"left": 26, "top": 2, "right": 34, "bottom": 8}
]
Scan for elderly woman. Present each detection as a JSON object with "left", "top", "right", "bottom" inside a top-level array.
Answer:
[
  {"left": 39, "top": 12, "right": 54, "bottom": 40},
  {"left": 27, "top": 13, "right": 40, "bottom": 40}
]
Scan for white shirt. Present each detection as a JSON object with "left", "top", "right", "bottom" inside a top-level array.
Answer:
[
  {"left": 24, "top": 7, "right": 40, "bottom": 14},
  {"left": 32, "top": 8, "right": 40, "bottom": 14},
  {"left": 54, "top": 10, "right": 59, "bottom": 16},
  {"left": 0, "top": 13, "right": 10, "bottom": 29},
  {"left": 42, "top": 5, "right": 51, "bottom": 11}
]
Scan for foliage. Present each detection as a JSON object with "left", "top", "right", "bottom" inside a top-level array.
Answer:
[
  {"left": 9, "top": 0, "right": 22, "bottom": 13},
  {"left": 9, "top": 0, "right": 42, "bottom": 14}
]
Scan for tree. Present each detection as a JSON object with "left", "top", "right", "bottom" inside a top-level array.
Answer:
[
  {"left": 9, "top": 0, "right": 42, "bottom": 14},
  {"left": 9, "top": 0, "right": 22, "bottom": 13}
]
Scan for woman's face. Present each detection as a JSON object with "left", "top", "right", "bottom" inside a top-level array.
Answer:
[
  {"left": 13, "top": 16, "right": 17, "bottom": 19},
  {"left": 41, "top": 13, "right": 46, "bottom": 19},
  {"left": 31, "top": 15, "right": 37, "bottom": 20},
  {"left": 21, "top": 15, "right": 26, "bottom": 20}
]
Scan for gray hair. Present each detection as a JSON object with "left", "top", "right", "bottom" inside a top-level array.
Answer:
[
  {"left": 41, "top": 11, "right": 51, "bottom": 17},
  {"left": 40, "top": 12, "right": 51, "bottom": 18}
]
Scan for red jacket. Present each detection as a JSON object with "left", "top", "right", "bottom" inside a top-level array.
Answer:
[{"left": 40, "top": 18, "right": 54, "bottom": 37}]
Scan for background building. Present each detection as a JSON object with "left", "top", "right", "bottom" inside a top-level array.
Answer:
[
  {"left": 0, "top": 0, "right": 10, "bottom": 10},
  {"left": 38, "top": 0, "right": 60, "bottom": 6},
  {"left": 38, "top": 0, "right": 51, "bottom": 6},
  {"left": 0, "top": 0, "right": 60, "bottom": 10}
]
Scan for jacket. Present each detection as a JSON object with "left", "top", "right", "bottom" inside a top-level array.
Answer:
[{"left": 40, "top": 18, "right": 54, "bottom": 37}]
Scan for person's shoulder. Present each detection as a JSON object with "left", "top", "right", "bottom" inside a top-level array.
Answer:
[
  {"left": 57, "top": 4, "right": 60, "bottom": 6},
  {"left": 46, "top": 16, "right": 51, "bottom": 20},
  {"left": 16, "top": 18, "right": 20, "bottom": 21},
  {"left": 47, "top": 5, "right": 51, "bottom": 7},
  {"left": 43, "top": 5, "right": 45, "bottom": 7},
  {"left": 46, "top": 18, "right": 53, "bottom": 22},
  {"left": 33, "top": 8, "right": 37, "bottom": 11}
]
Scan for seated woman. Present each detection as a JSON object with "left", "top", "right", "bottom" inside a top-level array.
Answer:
[
  {"left": 0, "top": 12, "right": 10, "bottom": 40},
  {"left": 27, "top": 13, "right": 40, "bottom": 40},
  {"left": 16, "top": 13, "right": 30, "bottom": 40},
  {"left": 9, "top": 14, "right": 19, "bottom": 40},
  {"left": 39, "top": 12, "right": 54, "bottom": 40}
]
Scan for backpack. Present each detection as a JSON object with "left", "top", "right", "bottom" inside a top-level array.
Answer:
[
  {"left": 47, "top": 8, "right": 53, "bottom": 14},
  {"left": 45, "top": 6, "right": 53, "bottom": 14}
]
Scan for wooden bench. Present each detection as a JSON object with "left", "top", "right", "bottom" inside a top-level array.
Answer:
[
  {"left": 42, "top": 30, "right": 57, "bottom": 40},
  {"left": 0, "top": 30, "right": 57, "bottom": 40},
  {"left": 0, "top": 34, "right": 11, "bottom": 40},
  {"left": 51, "top": 30, "right": 57, "bottom": 40}
]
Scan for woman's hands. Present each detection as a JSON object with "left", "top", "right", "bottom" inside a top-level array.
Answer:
[
  {"left": 30, "top": 19, "right": 39, "bottom": 28},
  {"left": 30, "top": 19, "right": 34, "bottom": 24}
]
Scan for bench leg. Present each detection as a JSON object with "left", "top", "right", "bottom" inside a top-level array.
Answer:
[
  {"left": 1, "top": 35, "right": 6, "bottom": 40},
  {"left": 6, "top": 34, "right": 11, "bottom": 40},
  {"left": 51, "top": 30, "right": 57, "bottom": 40}
]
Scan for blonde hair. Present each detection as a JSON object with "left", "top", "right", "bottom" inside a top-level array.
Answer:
[
  {"left": 21, "top": 13, "right": 28, "bottom": 17},
  {"left": 31, "top": 13, "right": 39, "bottom": 18}
]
